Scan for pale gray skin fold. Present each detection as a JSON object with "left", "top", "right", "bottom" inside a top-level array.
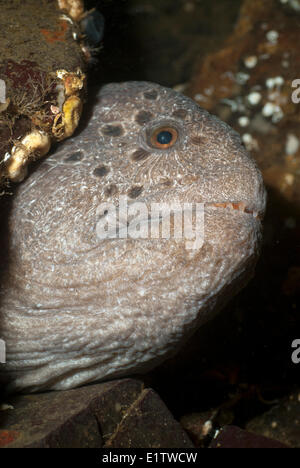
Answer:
[{"left": 0, "top": 82, "right": 266, "bottom": 393}]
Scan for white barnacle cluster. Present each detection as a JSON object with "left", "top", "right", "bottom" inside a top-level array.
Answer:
[
  {"left": 266, "top": 30, "right": 279, "bottom": 45},
  {"left": 237, "top": 116, "right": 250, "bottom": 128},
  {"left": 279, "top": 0, "right": 300, "bottom": 12},
  {"left": 243, "top": 56, "right": 258, "bottom": 69},
  {"left": 194, "top": 86, "right": 215, "bottom": 104},
  {"left": 235, "top": 72, "right": 250, "bottom": 85},
  {"left": 285, "top": 134, "right": 300, "bottom": 156},
  {"left": 219, "top": 23, "right": 295, "bottom": 152},
  {"left": 262, "top": 76, "right": 285, "bottom": 123},
  {"left": 239, "top": 69, "right": 287, "bottom": 146},
  {"left": 247, "top": 91, "right": 262, "bottom": 106},
  {"left": 242, "top": 133, "right": 259, "bottom": 151}
]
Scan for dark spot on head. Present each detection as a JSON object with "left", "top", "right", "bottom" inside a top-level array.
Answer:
[
  {"left": 64, "top": 151, "right": 84, "bottom": 162},
  {"left": 190, "top": 135, "right": 204, "bottom": 145},
  {"left": 102, "top": 124, "right": 123, "bottom": 137},
  {"left": 144, "top": 90, "right": 158, "bottom": 100},
  {"left": 172, "top": 109, "right": 188, "bottom": 120},
  {"left": 93, "top": 165, "right": 109, "bottom": 177},
  {"left": 128, "top": 185, "right": 143, "bottom": 199},
  {"left": 131, "top": 148, "right": 151, "bottom": 162},
  {"left": 105, "top": 184, "right": 118, "bottom": 197},
  {"left": 135, "top": 111, "right": 153, "bottom": 126}
]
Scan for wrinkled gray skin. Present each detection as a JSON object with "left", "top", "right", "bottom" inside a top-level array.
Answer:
[{"left": 0, "top": 82, "right": 266, "bottom": 393}]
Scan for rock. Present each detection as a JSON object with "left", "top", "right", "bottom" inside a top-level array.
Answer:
[
  {"left": 209, "top": 425, "right": 290, "bottom": 448},
  {"left": 246, "top": 391, "right": 300, "bottom": 448},
  {"left": 104, "top": 387, "right": 194, "bottom": 448},
  {"left": 97, "top": 0, "right": 241, "bottom": 88},
  {"left": 0, "top": 379, "right": 194, "bottom": 448},
  {"left": 0, "top": 0, "right": 87, "bottom": 186},
  {"left": 180, "top": 410, "right": 216, "bottom": 447},
  {"left": 188, "top": 0, "right": 300, "bottom": 204}
]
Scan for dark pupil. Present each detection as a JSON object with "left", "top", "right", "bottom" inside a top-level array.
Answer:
[{"left": 156, "top": 130, "right": 172, "bottom": 145}]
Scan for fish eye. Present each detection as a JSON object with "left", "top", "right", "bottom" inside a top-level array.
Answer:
[{"left": 150, "top": 126, "right": 178, "bottom": 149}]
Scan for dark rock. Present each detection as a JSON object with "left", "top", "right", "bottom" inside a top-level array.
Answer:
[
  {"left": 104, "top": 388, "right": 194, "bottom": 448},
  {"left": 246, "top": 391, "right": 300, "bottom": 448},
  {"left": 210, "top": 425, "right": 290, "bottom": 448},
  {"left": 180, "top": 410, "right": 216, "bottom": 447},
  {"left": 0, "top": 379, "right": 194, "bottom": 448}
]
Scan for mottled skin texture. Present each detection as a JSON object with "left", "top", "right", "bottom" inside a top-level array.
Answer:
[{"left": 0, "top": 82, "right": 266, "bottom": 393}]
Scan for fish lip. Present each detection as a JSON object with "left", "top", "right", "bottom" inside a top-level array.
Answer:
[{"left": 206, "top": 201, "right": 264, "bottom": 220}]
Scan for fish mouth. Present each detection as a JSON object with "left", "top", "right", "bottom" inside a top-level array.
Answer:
[{"left": 206, "top": 201, "right": 263, "bottom": 220}]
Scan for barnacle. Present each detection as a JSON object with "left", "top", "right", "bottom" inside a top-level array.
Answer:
[
  {"left": 61, "top": 94, "right": 82, "bottom": 139},
  {"left": 56, "top": 69, "right": 85, "bottom": 97},
  {"left": 3, "top": 69, "right": 85, "bottom": 181},
  {"left": 57, "top": 0, "right": 84, "bottom": 22},
  {"left": 52, "top": 112, "right": 65, "bottom": 139},
  {"left": 52, "top": 69, "right": 85, "bottom": 140},
  {"left": 5, "top": 130, "right": 51, "bottom": 182},
  {"left": 0, "top": 2, "right": 87, "bottom": 188},
  {"left": 0, "top": 98, "right": 10, "bottom": 113}
]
